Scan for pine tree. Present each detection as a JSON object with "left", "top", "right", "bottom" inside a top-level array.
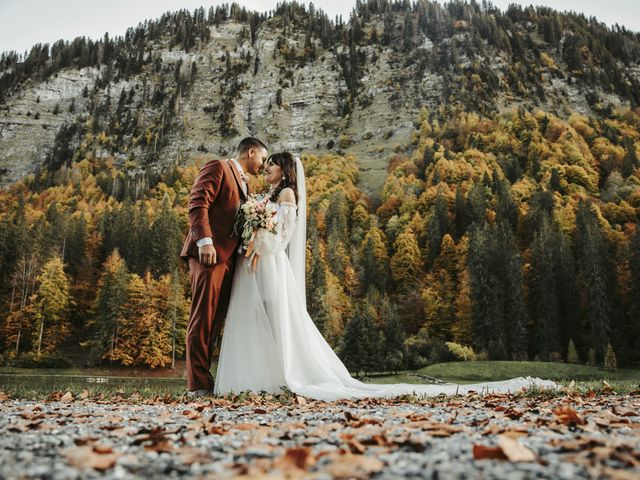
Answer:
[
  {"left": 628, "top": 227, "right": 640, "bottom": 364},
  {"left": 567, "top": 338, "right": 579, "bottom": 364},
  {"left": 149, "top": 196, "right": 184, "bottom": 276},
  {"left": 574, "top": 201, "right": 614, "bottom": 364},
  {"left": 382, "top": 299, "right": 405, "bottom": 373},
  {"left": 529, "top": 216, "right": 562, "bottom": 359},
  {"left": 83, "top": 250, "right": 130, "bottom": 365},
  {"left": 340, "top": 302, "right": 379, "bottom": 376},
  {"left": 604, "top": 343, "right": 617, "bottom": 370}
]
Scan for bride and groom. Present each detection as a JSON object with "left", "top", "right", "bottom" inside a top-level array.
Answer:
[{"left": 180, "top": 137, "right": 557, "bottom": 401}]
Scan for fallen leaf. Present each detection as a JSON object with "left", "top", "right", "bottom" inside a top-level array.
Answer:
[
  {"left": 553, "top": 405, "right": 585, "bottom": 426},
  {"left": 295, "top": 395, "right": 307, "bottom": 406},
  {"left": 497, "top": 435, "right": 536, "bottom": 462},
  {"left": 340, "top": 433, "right": 366, "bottom": 454},
  {"left": 176, "top": 446, "right": 211, "bottom": 465},
  {"left": 323, "top": 453, "right": 384, "bottom": 479},
  {"left": 62, "top": 445, "right": 120, "bottom": 470},
  {"left": 473, "top": 444, "right": 508, "bottom": 460},
  {"left": 61, "top": 392, "right": 74, "bottom": 403},
  {"left": 273, "top": 446, "right": 315, "bottom": 471}
]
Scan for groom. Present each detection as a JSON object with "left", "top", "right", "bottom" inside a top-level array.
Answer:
[{"left": 180, "top": 137, "right": 268, "bottom": 397}]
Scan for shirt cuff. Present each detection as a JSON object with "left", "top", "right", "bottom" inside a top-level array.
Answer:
[{"left": 196, "top": 237, "right": 213, "bottom": 248}]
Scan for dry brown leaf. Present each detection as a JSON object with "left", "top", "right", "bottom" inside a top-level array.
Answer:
[
  {"left": 176, "top": 446, "right": 212, "bottom": 465},
  {"left": 62, "top": 445, "right": 120, "bottom": 470},
  {"left": 234, "top": 422, "right": 261, "bottom": 431},
  {"left": 0, "top": 391, "right": 11, "bottom": 401},
  {"left": 61, "top": 391, "right": 74, "bottom": 403},
  {"left": 473, "top": 444, "right": 508, "bottom": 460},
  {"left": 553, "top": 405, "right": 586, "bottom": 425},
  {"left": 323, "top": 453, "right": 384, "bottom": 479},
  {"left": 497, "top": 435, "right": 536, "bottom": 462},
  {"left": 78, "top": 390, "right": 90, "bottom": 400},
  {"left": 143, "top": 440, "right": 174, "bottom": 453},
  {"left": 295, "top": 395, "right": 307, "bottom": 406},
  {"left": 273, "top": 446, "right": 315, "bottom": 471},
  {"left": 340, "top": 433, "right": 367, "bottom": 454}
]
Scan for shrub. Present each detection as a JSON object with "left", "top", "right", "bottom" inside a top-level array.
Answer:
[
  {"left": 604, "top": 343, "right": 617, "bottom": 371},
  {"left": 445, "top": 342, "right": 477, "bottom": 361},
  {"left": 10, "top": 352, "right": 72, "bottom": 368},
  {"left": 567, "top": 339, "right": 579, "bottom": 364}
]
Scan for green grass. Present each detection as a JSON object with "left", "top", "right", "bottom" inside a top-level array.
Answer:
[
  {"left": 1, "top": 361, "right": 638, "bottom": 401},
  {"left": 418, "top": 360, "right": 640, "bottom": 383}
]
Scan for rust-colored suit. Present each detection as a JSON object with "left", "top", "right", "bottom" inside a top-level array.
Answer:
[{"left": 180, "top": 159, "right": 247, "bottom": 391}]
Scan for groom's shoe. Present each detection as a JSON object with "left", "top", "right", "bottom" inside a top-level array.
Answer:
[{"left": 186, "top": 388, "right": 214, "bottom": 398}]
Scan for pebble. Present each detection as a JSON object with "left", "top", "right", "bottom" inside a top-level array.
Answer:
[{"left": 0, "top": 396, "right": 638, "bottom": 479}]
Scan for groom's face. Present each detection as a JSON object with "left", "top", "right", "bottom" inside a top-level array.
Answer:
[{"left": 246, "top": 147, "right": 268, "bottom": 175}]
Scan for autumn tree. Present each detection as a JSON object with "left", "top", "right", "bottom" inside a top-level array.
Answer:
[{"left": 31, "top": 256, "right": 71, "bottom": 355}]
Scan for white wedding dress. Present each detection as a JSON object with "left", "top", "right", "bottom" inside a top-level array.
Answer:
[{"left": 213, "top": 160, "right": 558, "bottom": 402}]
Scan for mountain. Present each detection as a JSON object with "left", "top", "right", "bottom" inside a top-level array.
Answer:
[{"left": 1, "top": 0, "right": 639, "bottom": 194}]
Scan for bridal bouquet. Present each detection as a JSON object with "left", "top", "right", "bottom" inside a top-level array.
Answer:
[{"left": 234, "top": 194, "right": 278, "bottom": 258}]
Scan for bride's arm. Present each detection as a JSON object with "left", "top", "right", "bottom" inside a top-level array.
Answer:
[{"left": 252, "top": 189, "right": 297, "bottom": 256}]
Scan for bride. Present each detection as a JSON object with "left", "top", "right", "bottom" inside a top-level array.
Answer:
[{"left": 213, "top": 152, "right": 558, "bottom": 401}]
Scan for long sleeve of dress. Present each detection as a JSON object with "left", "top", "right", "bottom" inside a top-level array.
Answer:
[{"left": 253, "top": 202, "right": 297, "bottom": 255}]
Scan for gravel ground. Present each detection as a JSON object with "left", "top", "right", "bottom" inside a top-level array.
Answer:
[{"left": 0, "top": 391, "right": 638, "bottom": 479}]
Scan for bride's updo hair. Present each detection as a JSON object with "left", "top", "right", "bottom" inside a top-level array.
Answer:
[{"left": 268, "top": 152, "right": 298, "bottom": 203}]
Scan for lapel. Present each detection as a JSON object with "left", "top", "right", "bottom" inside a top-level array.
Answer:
[{"left": 227, "top": 159, "right": 247, "bottom": 200}]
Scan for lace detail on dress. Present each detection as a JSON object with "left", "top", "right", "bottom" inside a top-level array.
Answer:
[{"left": 253, "top": 202, "right": 297, "bottom": 255}]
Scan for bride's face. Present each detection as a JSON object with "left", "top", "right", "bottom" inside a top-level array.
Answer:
[{"left": 265, "top": 160, "right": 283, "bottom": 186}]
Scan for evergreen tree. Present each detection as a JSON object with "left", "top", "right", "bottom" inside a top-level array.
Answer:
[
  {"left": 528, "top": 217, "right": 562, "bottom": 359},
  {"left": 382, "top": 299, "right": 405, "bottom": 373},
  {"left": 149, "top": 196, "right": 184, "bottom": 276},
  {"left": 340, "top": 302, "right": 378, "bottom": 376},
  {"left": 426, "top": 192, "right": 450, "bottom": 262},
  {"left": 574, "top": 201, "right": 615, "bottom": 364},
  {"left": 83, "top": 250, "right": 130, "bottom": 365}
]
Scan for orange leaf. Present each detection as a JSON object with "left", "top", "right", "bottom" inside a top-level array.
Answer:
[
  {"left": 553, "top": 405, "right": 586, "bottom": 425},
  {"left": 273, "top": 446, "right": 315, "bottom": 471},
  {"left": 473, "top": 444, "right": 508, "bottom": 460}
]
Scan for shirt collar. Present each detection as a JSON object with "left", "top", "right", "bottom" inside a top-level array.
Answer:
[{"left": 231, "top": 158, "right": 244, "bottom": 175}]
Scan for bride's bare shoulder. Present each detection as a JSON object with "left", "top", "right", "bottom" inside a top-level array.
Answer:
[{"left": 277, "top": 187, "right": 296, "bottom": 205}]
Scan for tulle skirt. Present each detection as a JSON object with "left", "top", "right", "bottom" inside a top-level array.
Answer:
[{"left": 213, "top": 253, "right": 558, "bottom": 401}]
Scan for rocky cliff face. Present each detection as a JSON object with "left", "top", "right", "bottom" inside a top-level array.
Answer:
[{"left": 1, "top": 5, "right": 639, "bottom": 196}]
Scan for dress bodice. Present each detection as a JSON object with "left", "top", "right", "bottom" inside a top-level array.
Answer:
[{"left": 253, "top": 201, "right": 297, "bottom": 255}]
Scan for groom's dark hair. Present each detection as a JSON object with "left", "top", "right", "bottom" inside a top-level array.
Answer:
[{"left": 237, "top": 137, "right": 267, "bottom": 155}]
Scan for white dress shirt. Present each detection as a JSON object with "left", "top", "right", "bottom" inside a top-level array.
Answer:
[{"left": 195, "top": 158, "right": 247, "bottom": 248}]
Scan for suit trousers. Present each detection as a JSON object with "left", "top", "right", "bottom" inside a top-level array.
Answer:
[{"left": 186, "top": 254, "right": 236, "bottom": 390}]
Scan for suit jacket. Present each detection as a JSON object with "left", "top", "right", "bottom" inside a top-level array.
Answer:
[{"left": 180, "top": 159, "right": 248, "bottom": 264}]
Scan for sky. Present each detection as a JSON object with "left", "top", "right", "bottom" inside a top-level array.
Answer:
[{"left": 1, "top": 0, "right": 638, "bottom": 56}]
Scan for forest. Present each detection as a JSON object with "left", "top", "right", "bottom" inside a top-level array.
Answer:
[
  {"left": 0, "top": 1, "right": 639, "bottom": 372},
  {"left": 0, "top": 104, "right": 639, "bottom": 372}
]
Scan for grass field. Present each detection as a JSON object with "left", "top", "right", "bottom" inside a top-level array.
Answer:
[{"left": 1, "top": 361, "right": 638, "bottom": 400}]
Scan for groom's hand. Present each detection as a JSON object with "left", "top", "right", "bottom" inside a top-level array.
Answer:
[{"left": 198, "top": 244, "right": 217, "bottom": 266}]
